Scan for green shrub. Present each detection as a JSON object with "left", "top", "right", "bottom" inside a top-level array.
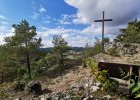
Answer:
[
  {"left": 106, "top": 47, "right": 119, "bottom": 57},
  {"left": 18, "top": 66, "right": 27, "bottom": 80},
  {"left": 121, "top": 70, "right": 140, "bottom": 98},
  {"left": 0, "top": 89, "right": 8, "bottom": 98},
  {"left": 11, "top": 81, "right": 25, "bottom": 91},
  {"left": 85, "top": 57, "right": 119, "bottom": 95},
  {"left": 15, "top": 66, "right": 34, "bottom": 91}
]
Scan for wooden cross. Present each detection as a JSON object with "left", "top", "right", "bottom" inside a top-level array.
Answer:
[{"left": 94, "top": 11, "right": 112, "bottom": 53}]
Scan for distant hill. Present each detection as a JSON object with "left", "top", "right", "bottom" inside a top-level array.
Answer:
[
  {"left": 71, "top": 47, "right": 84, "bottom": 52},
  {"left": 39, "top": 47, "right": 52, "bottom": 53},
  {"left": 39, "top": 47, "right": 84, "bottom": 53}
]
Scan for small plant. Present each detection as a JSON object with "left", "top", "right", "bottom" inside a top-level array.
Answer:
[
  {"left": 0, "top": 89, "right": 8, "bottom": 98},
  {"left": 121, "top": 71, "right": 140, "bottom": 99},
  {"left": 106, "top": 46, "right": 119, "bottom": 57},
  {"left": 17, "top": 66, "right": 31, "bottom": 85},
  {"left": 128, "top": 78, "right": 140, "bottom": 98},
  {"left": 85, "top": 57, "right": 119, "bottom": 95}
]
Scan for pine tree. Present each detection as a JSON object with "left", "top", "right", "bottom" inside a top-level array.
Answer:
[
  {"left": 52, "top": 35, "right": 69, "bottom": 67},
  {"left": 4, "top": 20, "right": 42, "bottom": 79},
  {"left": 115, "top": 19, "right": 140, "bottom": 44}
]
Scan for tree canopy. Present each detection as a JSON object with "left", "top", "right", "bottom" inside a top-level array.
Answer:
[
  {"left": 115, "top": 19, "right": 140, "bottom": 44},
  {"left": 3, "top": 20, "right": 42, "bottom": 80},
  {"left": 52, "top": 35, "right": 69, "bottom": 67}
]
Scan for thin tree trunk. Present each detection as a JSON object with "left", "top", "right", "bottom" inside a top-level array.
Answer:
[
  {"left": 26, "top": 52, "right": 31, "bottom": 80},
  {"left": 1, "top": 73, "right": 4, "bottom": 83},
  {"left": 60, "top": 52, "right": 63, "bottom": 66},
  {"left": 59, "top": 52, "right": 63, "bottom": 66}
]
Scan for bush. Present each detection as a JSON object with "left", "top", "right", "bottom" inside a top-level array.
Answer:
[
  {"left": 12, "top": 81, "right": 25, "bottom": 91},
  {"left": 18, "top": 66, "right": 27, "bottom": 80},
  {"left": 25, "top": 81, "right": 42, "bottom": 95},
  {"left": 106, "top": 47, "right": 119, "bottom": 57},
  {"left": 0, "top": 89, "right": 8, "bottom": 98},
  {"left": 16, "top": 67, "right": 30, "bottom": 88},
  {"left": 122, "top": 72, "right": 140, "bottom": 98},
  {"left": 85, "top": 57, "right": 119, "bottom": 95}
]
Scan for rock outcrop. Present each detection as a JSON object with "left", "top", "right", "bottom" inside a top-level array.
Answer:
[
  {"left": 94, "top": 53, "right": 140, "bottom": 65},
  {"left": 38, "top": 80, "right": 114, "bottom": 100},
  {"left": 26, "top": 81, "right": 42, "bottom": 95}
]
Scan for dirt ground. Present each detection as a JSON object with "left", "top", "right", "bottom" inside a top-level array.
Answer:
[
  {"left": 19, "top": 65, "right": 92, "bottom": 100},
  {"left": 43, "top": 66, "right": 92, "bottom": 92}
]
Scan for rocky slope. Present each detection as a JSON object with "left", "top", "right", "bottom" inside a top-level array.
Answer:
[
  {"left": 2, "top": 64, "right": 129, "bottom": 100},
  {"left": 94, "top": 53, "right": 140, "bottom": 65},
  {"left": 28, "top": 66, "right": 128, "bottom": 100}
]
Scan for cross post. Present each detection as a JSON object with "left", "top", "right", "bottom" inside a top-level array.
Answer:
[{"left": 94, "top": 11, "right": 112, "bottom": 53}]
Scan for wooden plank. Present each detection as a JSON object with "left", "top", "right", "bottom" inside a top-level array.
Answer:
[{"left": 98, "top": 62, "right": 140, "bottom": 79}]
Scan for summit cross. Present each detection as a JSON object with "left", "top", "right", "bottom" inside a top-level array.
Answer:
[{"left": 94, "top": 11, "right": 113, "bottom": 53}]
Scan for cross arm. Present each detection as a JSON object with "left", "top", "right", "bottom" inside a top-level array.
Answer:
[
  {"left": 104, "top": 19, "right": 113, "bottom": 21},
  {"left": 94, "top": 20, "right": 103, "bottom": 22},
  {"left": 94, "top": 19, "right": 113, "bottom": 22}
]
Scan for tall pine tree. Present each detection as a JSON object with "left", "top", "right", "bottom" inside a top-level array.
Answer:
[
  {"left": 4, "top": 20, "right": 42, "bottom": 79},
  {"left": 52, "top": 35, "right": 69, "bottom": 67}
]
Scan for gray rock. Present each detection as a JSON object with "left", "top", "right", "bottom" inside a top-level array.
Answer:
[
  {"left": 103, "top": 95, "right": 111, "bottom": 99},
  {"left": 26, "top": 81, "right": 42, "bottom": 95},
  {"left": 40, "top": 94, "right": 51, "bottom": 100},
  {"left": 15, "top": 97, "right": 22, "bottom": 100},
  {"left": 64, "top": 95, "right": 70, "bottom": 99},
  {"left": 94, "top": 82, "right": 101, "bottom": 87},
  {"left": 90, "top": 85, "right": 99, "bottom": 92},
  {"left": 83, "top": 97, "right": 89, "bottom": 100}
]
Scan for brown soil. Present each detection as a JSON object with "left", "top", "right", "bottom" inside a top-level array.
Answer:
[{"left": 43, "top": 66, "right": 92, "bottom": 92}]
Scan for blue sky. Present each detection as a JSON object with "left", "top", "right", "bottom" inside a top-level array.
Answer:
[{"left": 0, "top": 0, "right": 140, "bottom": 47}]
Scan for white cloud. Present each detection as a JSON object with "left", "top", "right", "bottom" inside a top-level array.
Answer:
[
  {"left": 0, "top": 15, "right": 8, "bottom": 20},
  {"left": 31, "top": 12, "right": 40, "bottom": 19},
  {"left": 39, "top": 6, "right": 46, "bottom": 13},
  {"left": 42, "top": 15, "right": 52, "bottom": 24},
  {"left": 65, "top": 34, "right": 96, "bottom": 47},
  {"left": 62, "top": 34, "right": 69, "bottom": 39},
  {"left": 82, "top": 24, "right": 125, "bottom": 36},
  {"left": 59, "top": 20, "right": 71, "bottom": 25},
  {"left": 0, "top": 26, "right": 14, "bottom": 45},
  {"left": 37, "top": 26, "right": 96, "bottom": 47},
  {"left": 65, "top": 0, "right": 140, "bottom": 25},
  {"left": 0, "top": 25, "right": 9, "bottom": 34},
  {"left": 0, "top": 25, "right": 96, "bottom": 47},
  {"left": 1, "top": 21, "right": 9, "bottom": 25},
  {"left": 64, "top": 0, "right": 140, "bottom": 37},
  {"left": 58, "top": 14, "right": 76, "bottom": 25},
  {"left": 38, "top": 27, "right": 80, "bottom": 36}
]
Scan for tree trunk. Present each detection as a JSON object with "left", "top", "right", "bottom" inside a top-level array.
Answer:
[
  {"left": 59, "top": 52, "right": 64, "bottom": 66},
  {"left": 1, "top": 73, "right": 4, "bottom": 83},
  {"left": 26, "top": 52, "right": 31, "bottom": 80}
]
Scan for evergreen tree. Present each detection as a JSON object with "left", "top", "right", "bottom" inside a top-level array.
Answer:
[
  {"left": 115, "top": 19, "right": 140, "bottom": 44},
  {"left": 52, "top": 35, "right": 69, "bottom": 67},
  {"left": 4, "top": 20, "right": 42, "bottom": 79}
]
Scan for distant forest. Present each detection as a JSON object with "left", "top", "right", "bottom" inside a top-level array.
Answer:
[{"left": 39, "top": 47, "right": 84, "bottom": 53}]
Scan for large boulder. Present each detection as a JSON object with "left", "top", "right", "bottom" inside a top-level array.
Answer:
[{"left": 26, "top": 81, "right": 42, "bottom": 95}]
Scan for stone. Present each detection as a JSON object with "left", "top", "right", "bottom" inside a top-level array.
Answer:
[
  {"left": 95, "top": 82, "right": 101, "bottom": 87},
  {"left": 103, "top": 95, "right": 111, "bottom": 99},
  {"left": 85, "top": 83, "right": 89, "bottom": 88},
  {"left": 26, "top": 81, "right": 42, "bottom": 95},
  {"left": 83, "top": 97, "right": 89, "bottom": 100},
  {"left": 40, "top": 94, "right": 51, "bottom": 100},
  {"left": 90, "top": 85, "right": 99, "bottom": 92},
  {"left": 64, "top": 95, "right": 70, "bottom": 99},
  {"left": 83, "top": 95, "right": 94, "bottom": 100},
  {"left": 15, "top": 97, "right": 22, "bottom": 100}
]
